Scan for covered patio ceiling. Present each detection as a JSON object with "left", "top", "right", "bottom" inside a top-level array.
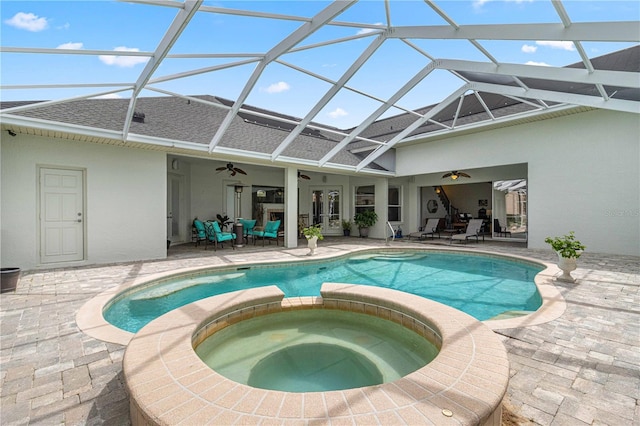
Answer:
[{"left": 1, "top": 0, "right": 639, "bottom": 175}]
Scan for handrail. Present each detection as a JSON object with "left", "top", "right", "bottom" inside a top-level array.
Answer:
[{"left": 386, "top": 221, "right": 395, "bottom": 246}]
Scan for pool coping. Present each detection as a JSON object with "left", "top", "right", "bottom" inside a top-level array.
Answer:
[
  {"left": 124, "top": 284, "right": 509, "bottom": 425},
  {"left": 76, "top": 245, "right": 566, "bottom": 346}
]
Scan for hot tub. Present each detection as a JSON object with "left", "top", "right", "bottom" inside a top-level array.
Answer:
[{"left": 123, "top": 283, "right": 509, "bottom": 425}]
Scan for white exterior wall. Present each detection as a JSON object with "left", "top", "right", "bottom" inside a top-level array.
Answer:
[
  {"left": 1, "top": 134, "right": 167, "bottom": 270},
  {"left": 396, "top": 109, "right": 640, "bottom": 256}
]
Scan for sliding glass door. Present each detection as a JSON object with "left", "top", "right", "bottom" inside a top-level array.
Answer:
[{"left": 492, "top": 179, "right": 527, "bottom": 240}]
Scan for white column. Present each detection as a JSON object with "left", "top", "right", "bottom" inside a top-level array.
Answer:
[
  {"left": 373, "top": 177, "right": 388, "bottom": 239},
  {"left": 284, "top": 167, "right": 298, "bottom": 248}
]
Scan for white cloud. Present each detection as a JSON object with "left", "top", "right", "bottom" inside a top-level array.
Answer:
[
  {"left": 4, "top": 12, "right": 49, "bottom": 32},
  {"left": 262, "top": 81, "right": 290, "bottom": 94},
  {"left": 474, "top": 0, "right": 533, "bottom": 10},
  {"left": 328, "top": 108, "right": 348, "bottom": 119},
  {"left": 94, "top": 93, "right": 122, "bottom": 99},
  {"left": 473, "top": 0, "right": 491, "bottom": 9},
  {"left": 525, "top": 61, "right": 550, "bottom": 67},
  {"left": 57, "top": 42, "right": 83, "bottom": 50},
  {"left": 536, "top": 40, "right": 575, "bottom": 51},
  {"left": 356, "top": 23, "right": 383, "bottom": 35},
  {"left": 99, "top": 47, "right": 149, "bottom": 67},
  {"left": 521, "top": 44, "right": 537, "bottom": 53}
]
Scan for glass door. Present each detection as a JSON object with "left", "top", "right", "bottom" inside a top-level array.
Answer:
[
  {"left": 311, "top": 187, "right": 342, "bottom": 235},
  {"left": 492, "top": 179, "right": 527, "bottom": 240}
]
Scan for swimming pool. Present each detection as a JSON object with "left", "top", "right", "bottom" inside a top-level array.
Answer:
[{"left": 104, "top": 249, "right": 543, "bottom": 333}]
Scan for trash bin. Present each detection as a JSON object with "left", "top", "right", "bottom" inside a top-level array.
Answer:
[
  {"left": 1, "top": 267, "right": 21, "bottom": 293},
  {"left": 233, "top": 222, "right": 244, "bottom": 248}
]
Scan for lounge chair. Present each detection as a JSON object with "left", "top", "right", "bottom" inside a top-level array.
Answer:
[
  {"left": 407, "top": 218, "right": 441, "bottom": 240},
  {"left": 204, "top": 220, "right": 236, "bottom": 251},
  {"left": 494, "top": 219, "right": 511, "bottom": 237},
  {"left": 252, "top": 220, "right": 281, "bottom": 246},
  {"left": 450, "top": 219, "right": 484, "bottom": 244}
]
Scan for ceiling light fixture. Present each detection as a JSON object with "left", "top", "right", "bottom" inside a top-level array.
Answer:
[
  {"left": 442, "top": 171, "right": 470, "bottom": 180},
  {"left": 298, "top": 171, "right": 310, "bottom": 180},
  {"left": 216, "top": 163, "right": 247, "bottom": 177}
]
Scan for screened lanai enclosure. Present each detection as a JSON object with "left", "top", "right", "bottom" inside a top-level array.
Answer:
[{"left": 1, "top": 0, "right": 638, "bottom": 172}]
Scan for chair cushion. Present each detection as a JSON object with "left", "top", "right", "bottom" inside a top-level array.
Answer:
[
  {"left": 193, "top": 219, "right": 206, "bottom": 237},
  {"left": 239, "top": 219, "right": 256, "bottom": 233},
  {"left": 265, "top": 220, "right": 280, "bottom": 233},
  {"left": 212, "top": 221, "right": 223, "bottom": 233}
]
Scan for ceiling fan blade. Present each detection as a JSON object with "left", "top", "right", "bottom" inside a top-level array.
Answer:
[
  {"left": 234, "top": 168, "right": 247, "bottom": 175},
  {"left": 300, "top": 174, "right": 310, "bottom": 180},
  {"left": 459, "top": 172, "right": 471, "bottom": 178},
  {"left": 230, "top": 170, "right": 236, "bottom": 176},
  {"left": 442, "top": 173, "right": 452, "bottom": 178}
]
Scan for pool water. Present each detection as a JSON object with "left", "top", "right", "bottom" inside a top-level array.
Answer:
[
  {"left": 104, "top": 251, "right": 543, "bottom": 332},
  {"left": 195, "top": 309, "right": 439, "bottom": 392}
]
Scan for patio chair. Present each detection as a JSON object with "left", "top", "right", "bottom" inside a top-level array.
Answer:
[
  {"left": 494, "top": 219, "right": 511, "bottom": 237},
  {"left": 192, "top": 218, "right": 206, "bottom": 247},
  {"left": 252, "top": 220, "right": 281, "bottom": 246},
  {"left": 238, "top": 218, "right": 256, "bottom": 244},
  {"left": 204, "top": 220, "right": 236, "bottom": 251},
  {"left": 450, "top": 219, "right": 484, "bottom": 244},
  {"left": 407, "top": 218, "right": 441, "bottom": 240}
]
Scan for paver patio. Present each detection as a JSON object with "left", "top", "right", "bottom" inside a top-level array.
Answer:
[{"left": 1, "top": 238, "right": 638, "bottom": 425}]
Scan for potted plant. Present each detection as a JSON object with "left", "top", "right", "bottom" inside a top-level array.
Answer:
[
  {"left": 302, "top": 224, "right": 324, "bottom": 255},
  {"left": 544, "top": 231, "right": 586, "bottom": 282},
  {"left": 341, "top": 219, "right": 352, "bottom": 237},
  {"left": 1, "top": 267, "right": 21, "bottom": 293},
  {"left": 216, "top": 213, "right": 232, "bottom": 230},
  {"left": 354, "top": 210, "right": 378, "bottom": 238}
]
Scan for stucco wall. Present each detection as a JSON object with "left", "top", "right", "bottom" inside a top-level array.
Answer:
[
  {"left": 1, "top": 134, "right": 167, "bottom": 270},
  {"left": 396, "top": 109, "right": 640, "bottom": 256}
]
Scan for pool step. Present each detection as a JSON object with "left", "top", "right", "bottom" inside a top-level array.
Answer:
[
  {"left": 350, "top": 252, "right": 428, "bottom": 262},
  {"left": 490, "top": 310, "right": 535, "bottom": 320}
]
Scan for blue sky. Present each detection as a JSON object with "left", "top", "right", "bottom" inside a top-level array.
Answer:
[{"left": 1, "top": 0, "right": 638, "bottom": 127}]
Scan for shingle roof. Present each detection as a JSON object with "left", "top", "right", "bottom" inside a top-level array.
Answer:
[{"left": 2, "top": 46, "right": 637, "bottom": 174}]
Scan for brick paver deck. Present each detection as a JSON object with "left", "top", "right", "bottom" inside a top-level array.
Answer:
[{"left": 1, "top": 238, "right": 638, "bottom": 425}]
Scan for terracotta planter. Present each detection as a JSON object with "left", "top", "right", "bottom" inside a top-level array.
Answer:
[
  {"left": 557, "top": 254, "right": 577, "bottom": 282},
  {"left": 1, "top": 268, "right": 21, "bottom": 293}
]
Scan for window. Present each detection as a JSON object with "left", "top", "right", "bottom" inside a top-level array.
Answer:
[
  {"left": 388, "top": 186, "right": 401, "bottom": 222},
  {"left": 355, "top": 185, "right": 375, "bottom": 214}
]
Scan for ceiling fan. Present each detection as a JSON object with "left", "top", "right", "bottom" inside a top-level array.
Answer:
[
  {"left": 216, "top": 163, "right": 247, "bottom": 177},
  {"left": 298, "top": 171, "right": 311, "bottom": 180},
  {"left": 442, "top": 171, "right": 470, "bottom": 180}
]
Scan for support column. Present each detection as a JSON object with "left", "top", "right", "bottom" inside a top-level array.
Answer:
[{"left": 284, "top": 167, "right": 298, "bottom": 248}]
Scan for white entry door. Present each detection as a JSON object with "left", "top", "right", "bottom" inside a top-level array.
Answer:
[
  {"left": 167, "top": 173, "right": 185, "bottom": 243},
  {"left": 40, "top": 168, "right": 85, "bottom": 264}
]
